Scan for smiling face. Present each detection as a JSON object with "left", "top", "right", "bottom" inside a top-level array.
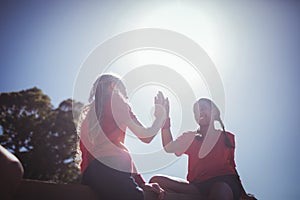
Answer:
[{"left": 193, "top": 100, "right": 216, "bottom": 127}]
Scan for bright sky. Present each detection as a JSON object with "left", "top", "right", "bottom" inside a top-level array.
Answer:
[{"left": 1, "top": 1, "right": 300, "bottom": 199}]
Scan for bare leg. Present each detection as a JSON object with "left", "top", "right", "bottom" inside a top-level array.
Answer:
[
  {"left": 208, "top": 182, "right": 233, "bottom": 200},
  {"left": 0, "top": 145, "right": 24, "bottom": 200},
  {"left": 149, "top": 175, "right": 200, "bottom": 194}
]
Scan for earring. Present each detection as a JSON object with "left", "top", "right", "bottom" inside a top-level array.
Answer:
[{"left": 195, "top": 129, "right": 203, "bottom": 141}]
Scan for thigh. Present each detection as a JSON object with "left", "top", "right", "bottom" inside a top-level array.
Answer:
[
  {"left": 194, "top": 175, "right": 241, "bottom": 200},
  {"left": 150, "top": 174, "right": 200, "bottom": 194},
  {"left": 209, "top": 182, "right": 234, "bottom": 200}
]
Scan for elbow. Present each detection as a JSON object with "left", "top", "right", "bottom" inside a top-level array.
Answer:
[
  {"left": 4, "top": 160, "right": 24, "bottom": 187},
  {"left": 11, "top": 160, "right": 24, "bottom": 182},
  {"left": 141, "top": 137, "right": 152, "bottom": 144},
  {"left": 164, "top": 146, "right": 173, "bottom": 154},
  {"left": 164, "top": 144, "right": 180, "bottom": 156},
  {"left": 144, "top": 139, "right": 151, "bottom": 144},
  {"left": 174, "top": 152, "right": 181, "bottom": 157}
]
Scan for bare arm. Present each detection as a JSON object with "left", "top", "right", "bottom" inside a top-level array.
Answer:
[
  {"left": 127, "top": 91, "right": 167, "bottom": 144},
  {"left": 160, "top": 98, "right": 194, "bottom": 156},
  {"left": 161, "top": 119, "right": 177, "bottom": 153},
  {"left": 161, "top": 128, "right": 184, "bottom": 156},
  {"left": 160, "top": 98, "right": 182, "bottom": 155},
  {"left": 128, "top": 114, "right": 165, "bottom": 144}
]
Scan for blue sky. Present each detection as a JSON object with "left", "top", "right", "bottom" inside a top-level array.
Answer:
[{"left": 1, "top": 1, "right": 300, "bottom": 199}]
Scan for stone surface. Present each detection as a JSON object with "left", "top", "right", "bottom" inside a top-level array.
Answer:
[{"left": 13, "top": 179, "right": 203, "bottom": 200}]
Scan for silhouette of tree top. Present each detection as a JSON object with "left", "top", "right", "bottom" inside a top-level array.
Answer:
[{"left": 0, "top": 87, "right": 83, "bottom": 183}]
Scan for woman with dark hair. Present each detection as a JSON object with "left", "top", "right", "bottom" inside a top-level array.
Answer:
[
  {"left": 150, "top": 98, "right": 256, "bottom": 200},
  {"left": 78, "top": 74, "right": 166, "bottom": 200}
]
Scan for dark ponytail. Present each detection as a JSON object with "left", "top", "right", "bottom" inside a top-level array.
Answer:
[{"left": 216, "top": 116, "right": 234, "bottom": 148}]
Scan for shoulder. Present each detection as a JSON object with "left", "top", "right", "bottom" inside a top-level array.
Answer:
[
  {"left": 225, "top": 131, "right": 235, "bottom": 139},
  {"left": 112, "top": 91, "right": 129, "bottom": 105},
  {"left": 218, "top": 130, "right": 234, "bottom": 137},
  {"left": 176, "top": 131, "right": 196, "bottom": 141},
  {"left": 111, "top": 92, "right": 133, "bottom": 123},
  {"left": 182, "top": 131, "right": 196, "bottom": 137},
  {"left": 223, "top": 130, "right": 235, "bottom": 147},
  {"left": 111, "top": 92, "right": 131, "bottom": 111}
]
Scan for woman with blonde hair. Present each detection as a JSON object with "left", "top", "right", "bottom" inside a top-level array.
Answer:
[{"left": 78, "top": 74, "right": 166, "bottom": 199}]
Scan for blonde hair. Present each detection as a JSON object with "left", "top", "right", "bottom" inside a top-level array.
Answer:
[
  {"left": 75, "top": 74, "right": 127, "bottom": 166},
  {"left": 78, "top": 74, "right": 126, "bottom": 133}
]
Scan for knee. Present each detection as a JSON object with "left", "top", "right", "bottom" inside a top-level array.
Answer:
[
  {"left": 1, "top": 159, "right": 24, "bottom": 190},
  {"left": 149, "top": 175, "right": 160, "bottom": 183},
  {"left": 209, "top": 182, "right": 233, "bottom": 200},
  {"left": 10, "top": 160, "right": 24, "bottom": 183},
  {"left": 149, "top": 175, "right": 165, "bottom": 184},
  {"left": 0, "top": 147, "right": 24, "bottom": 185},
  {"left": 0, "top": 152, "right": 24, "bottom": 199}
]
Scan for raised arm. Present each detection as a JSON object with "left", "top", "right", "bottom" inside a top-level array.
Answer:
[
  {"left": 161, "top": 119, "right": 178, "bottom": 154},
  {"left": 161, "top": 98, "right": 194, "bottom": 156},
  {"left": 115, "top": 91, "right": 167, "bottom": 144},
  {"left": 160, "top": 98, "right": 183, "bottom": 155}
]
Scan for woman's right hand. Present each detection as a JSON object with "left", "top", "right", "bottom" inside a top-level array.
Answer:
[
  {"left": 143, "top": 183, "right": 165, "bottom": 200},
  {"left": 163, "top": 97, "right": 169, "bottom": 117}
]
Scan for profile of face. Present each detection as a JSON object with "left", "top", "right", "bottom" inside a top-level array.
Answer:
[{"left": 193, "top": 100, "right": 218, "bottom": 127}]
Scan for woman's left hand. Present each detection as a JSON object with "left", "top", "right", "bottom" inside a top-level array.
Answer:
[{"left": 154, "top": 91, "right": 166, "bottom": 119}]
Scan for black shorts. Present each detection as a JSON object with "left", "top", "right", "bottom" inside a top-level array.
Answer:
[
  {"left": 192, "top": 174, "right": 242, "bottom": 200},
  {"left": 81, "top": 159, "right": 143, "bottom": 200}
]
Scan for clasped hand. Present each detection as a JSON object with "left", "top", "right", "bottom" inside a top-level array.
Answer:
[{"left": 143, "top": 182, "right": 165, "bottom": 200}]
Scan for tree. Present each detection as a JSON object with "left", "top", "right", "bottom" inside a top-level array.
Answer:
[{"left": 0, "top": 87, "right": 83, "bottom": 183}]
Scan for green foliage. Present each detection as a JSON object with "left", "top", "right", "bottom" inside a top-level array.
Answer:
[{"left": 0, "top": 87, "right": 83, "bottom": 183}]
